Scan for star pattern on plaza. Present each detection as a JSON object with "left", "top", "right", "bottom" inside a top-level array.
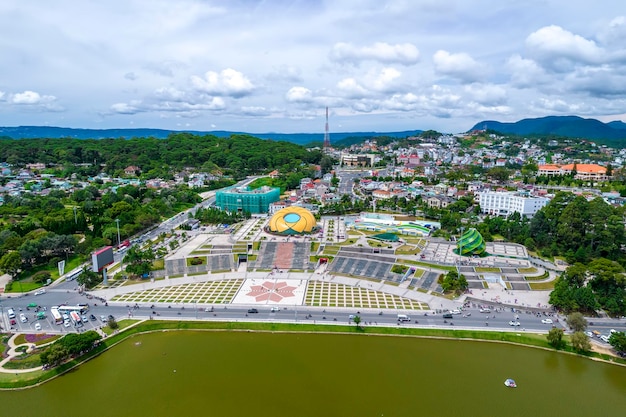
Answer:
[{"left": 247, "top": 281, "right": 297, "bottom": 302}]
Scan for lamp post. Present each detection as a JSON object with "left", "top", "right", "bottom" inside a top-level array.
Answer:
[{"left": 115, "top": 219, "right": 121, "bottom": 247}]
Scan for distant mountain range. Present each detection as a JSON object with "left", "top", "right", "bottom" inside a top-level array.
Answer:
[
  {"left": 0, "top": 126, "right": 422, "bottom": 146},
  {"left": 471, "top": 116, "right": 626, "bottom": 142}
]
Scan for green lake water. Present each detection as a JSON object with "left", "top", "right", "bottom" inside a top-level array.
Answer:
[{"left": 1, "top": 331, "right": 625, "bottom": 417}]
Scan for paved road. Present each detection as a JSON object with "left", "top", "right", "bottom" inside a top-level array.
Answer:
[{"left": 3, "top": 284, "right": 624, "bottom": 346}]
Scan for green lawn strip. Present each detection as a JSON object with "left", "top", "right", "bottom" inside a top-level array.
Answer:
[
  {"left": 397, "top": 259, "right": 455, "bottom": 271},
  {"left": 474, "top": 267, "right": 500, "bottom": 273},
  {"left": 529, "top": 281, "right": 556, "bottom": 290},
  {"left": 524, "top": 271, "right": 549, "bottom": 281},
  {"left": 517, "top": 267, "right": 537, "bottom": 274}
]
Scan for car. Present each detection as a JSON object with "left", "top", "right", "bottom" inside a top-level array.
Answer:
[
  {"left": 600, "top": 335, "right": 610, "bottom": 343},
  {"left": 62, "top": 313, "right": 69, "bottom": 321},
  {"left": 247, "top": 309, "right": 258, "bottom": 314},
  {"left": 34, "top": 322, "right": 42, "bottom": 331},
  {"left": 610, "top": 329, "right": 617, "bottom": 334},
  {"left": 63, "top": 319, "right": 71, "bottom": 327},
  {"left": 89, "top": 314, "right": 97, "bottom": 321},
  {"left": 270, "top": 307, "right": 280, "bottom": 313},
  {"left": 82, "top": 315, "right": 89, "bottom": 322},
  {"left": 100, "top": 315, "right": 107, "bottom": 322},
  {"left": 480, "top": 308, "right": 491, "bottom": 313},
  {"left": 442, "top": 313, "right": 453, "bottom": 319},
  {"left": 108, "top": 315, "right": 115, "bottom": 321},
  {"left": 509, "top": 321, "right": 521, "bottom": 326},
  {"left": 585, "top": 331, "right": 594, "bottom": 338},
  {"left": 19, "top": 313, "right": 28, "bottom": 323},
  {"left": 10, "top": 319, "right": 16, "bottom": 326},
  {"left": 541, "top": 319, "right": 553, "bottom": 324},
  {"left": 348, "top": 314, "right": 356, "bottom": 320},
  {"left": 34, "top": 289, "right": 46, "bottom": 296},
  {"left": 451, "top": 309, "right": 461, "bottom": 315}
]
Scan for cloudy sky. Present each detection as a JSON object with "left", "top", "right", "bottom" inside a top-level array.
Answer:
[{"left": 2, "top": 0, "right": 626, "bottom": 134}]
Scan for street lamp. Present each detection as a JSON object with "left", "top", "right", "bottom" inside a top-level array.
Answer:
[{"left": 115, "top": 218, "right": 121, "bottom": 247}]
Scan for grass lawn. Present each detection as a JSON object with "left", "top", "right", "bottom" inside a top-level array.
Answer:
[
  {"left": 529, "top": 281, "right": 556, "bottom": 290},
  {"left": 475, "top": 267, "right": 501, "bottom": 273}
]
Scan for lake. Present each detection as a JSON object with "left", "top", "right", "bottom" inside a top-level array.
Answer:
[{"left": 1, "top": 331, "right": 625, "bottom": 417}]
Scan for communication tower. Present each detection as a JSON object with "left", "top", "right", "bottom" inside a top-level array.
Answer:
[{"left": 323, "top": 107, "right": 331, "bottom": 149}]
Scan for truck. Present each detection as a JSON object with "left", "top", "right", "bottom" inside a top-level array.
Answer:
[{"left": 69, "top": 311, "right": 82, "bottom": 326}]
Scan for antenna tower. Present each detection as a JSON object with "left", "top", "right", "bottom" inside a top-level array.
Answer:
[{"left": 323, "top": 107, "right": 331, "bottom": 149}]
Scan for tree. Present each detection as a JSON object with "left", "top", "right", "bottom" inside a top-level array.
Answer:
[
  {"left": 76, "top": 266, "right": 102, "bottom": 289},
  {"left": 566, "top": 312, "right": 588, "bottom": 332},
  {"left": 570, "top": 331, "right": 591, "bottom": 352},
  {"left": 107, "top": 317, "right": 119, "bottom": 330},
  {"left": 609, "top": 331, "right": 626, "bottom": 353},
  {"left": 0, "top": 251, "right": 22, "bottom": 279},
  {"left": 547, "top": 327, "right": 564, "bottom": 349},
  {"left": 352, "top": 315, "right": 361, "bottom": 329}
]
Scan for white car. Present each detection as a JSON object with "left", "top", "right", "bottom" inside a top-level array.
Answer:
[
  {"left": 34, "top": 289, "right": 46, "bottom": 295},
  {"left": 480, "top": 308, "right": 491, "bottom": 313},
  {"left": 585, "top": 331, "right": 594, "bottom": 338},
  {"left": 19, "top": 313, "right": 28, "bottom": 323},
  {"left": 508, "top": 321, "right": 521, "bottom": 326},
  {"left": 63, "top": 319, "right": 71, "bottom": 327},
  {"left": 600, "top": 335, "right": 610, "bottom": 343},
  {"left": 34, "top": 322, "right": 42, "bottom": 331},
  {"left": 541, "top": 319, "right": 553, "bottom": 324},
  {"left": 270, "top": 307, "right": 280, "bottom": 313},
  {"left": 451, "top": 309, "right": 461, "bottom": 315}
]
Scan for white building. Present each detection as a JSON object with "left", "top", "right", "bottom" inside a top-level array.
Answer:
[{"left": 477, "top": 191, "right": 548, "bottom": 218}]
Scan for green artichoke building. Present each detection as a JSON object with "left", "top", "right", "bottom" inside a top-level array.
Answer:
[{"left": 457, "top": 228, "right": 486, "bottom": 256}]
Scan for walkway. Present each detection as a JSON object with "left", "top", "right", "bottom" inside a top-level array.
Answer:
[{"left": 0, "top": 334, "right": 43, "bottom": 373}]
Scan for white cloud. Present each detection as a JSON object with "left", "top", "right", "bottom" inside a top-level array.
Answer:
[
  {"left": 433, "top": 50, "right": 486, "bottom": 83},
  {"left": 525, "top": 25, "right": 605, "bottom": 71},
  {"left": 506, "top": 55, "right": 548, "bottom": 88},
  {"left": 191, "top": 68, "right": 255, "bottom": 98},
  {"left": 330, "top": 42, "right": 419, "bottom": 65},
  {"left": 11, "top": 90, "right": 54, "bottom": 105},
  {"left": 463, "top": 84, "right": 507, "bottom": 106},
  {"left": 285, "top": 86, "right": 313, "bottom": 103}
]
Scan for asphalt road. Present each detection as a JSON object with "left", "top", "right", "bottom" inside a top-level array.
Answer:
[{"left": 3, "top": 283, "right": 625, "bottom": 348}]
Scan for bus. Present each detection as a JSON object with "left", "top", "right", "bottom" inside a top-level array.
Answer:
[
  {"left": 69, "top": 311, "right": 82, "bottom": 326},
  {"left": 50, "top": 308, "right": 63, "bottom": 325},
  {"left": 57, "top": 304, "right": 89, "bottom": 314}
]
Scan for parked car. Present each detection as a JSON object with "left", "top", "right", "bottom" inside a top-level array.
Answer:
[
  {"left": 63, "top": 319, "right": 71, "bottom": 327},
  {"left": 585, "top": 331, "right": 594, "bottom": 337},
  {"left": 82, "top": 315, "right": 89, "bottom": 322},
  {"left": 34, "top": 322, "right": 42, "bottom": 331},
  {"left": 600, "top": 335, "right": 610, "bottom": 343},
  {"left": 100, "top": 315, "right": 107, "bottom": 322},
  {"left": 10, "top": 319, "right": 16, "bottom": 326},
  {"left": 541, "top": 319, "right": 553, "bottom": 324},
  {"left": 508, "top": 321, "right": 521, "bottom": 326},
  {"left": 90, "top": 314, "right": 97, "bottom": 321},
  {"left": 19, "top": 313, "right": 28, "bottom": 323}
]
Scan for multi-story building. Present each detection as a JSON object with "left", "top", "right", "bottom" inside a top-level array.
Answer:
[
  {"left": 215, "top": 185, "right": 280, "bottom": 214},
  {"left": 537, "top": 163, "right": 609, "bottom": 181},
  {"left": 477, "top": 191, "right": 548, "bottom": 218}
]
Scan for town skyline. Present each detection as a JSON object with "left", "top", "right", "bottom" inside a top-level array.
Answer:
[{"left": 1, "top": 1, "right": 626, "bottom": 134}]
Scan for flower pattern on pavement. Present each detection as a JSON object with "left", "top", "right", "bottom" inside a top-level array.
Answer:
[{"left": 247, "top": 281, "right": 297, "bottom": 302}]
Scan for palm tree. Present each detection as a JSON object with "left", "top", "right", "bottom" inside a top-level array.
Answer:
[{"left": 353, "top": 315, "right": 361, "bottom": 329}]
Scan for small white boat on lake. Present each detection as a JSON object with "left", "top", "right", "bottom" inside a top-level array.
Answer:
[{"left": 504, "top": 378, "right": 517, "bottom": 388}]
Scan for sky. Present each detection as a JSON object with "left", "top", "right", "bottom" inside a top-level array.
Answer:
[{"left": 2, "top": 0, "right": 626, "bottom": 135}]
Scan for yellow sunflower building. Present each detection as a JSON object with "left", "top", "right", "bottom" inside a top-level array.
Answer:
[{"left": 267, "top": 207, "right": 317, "bottom": 235}]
